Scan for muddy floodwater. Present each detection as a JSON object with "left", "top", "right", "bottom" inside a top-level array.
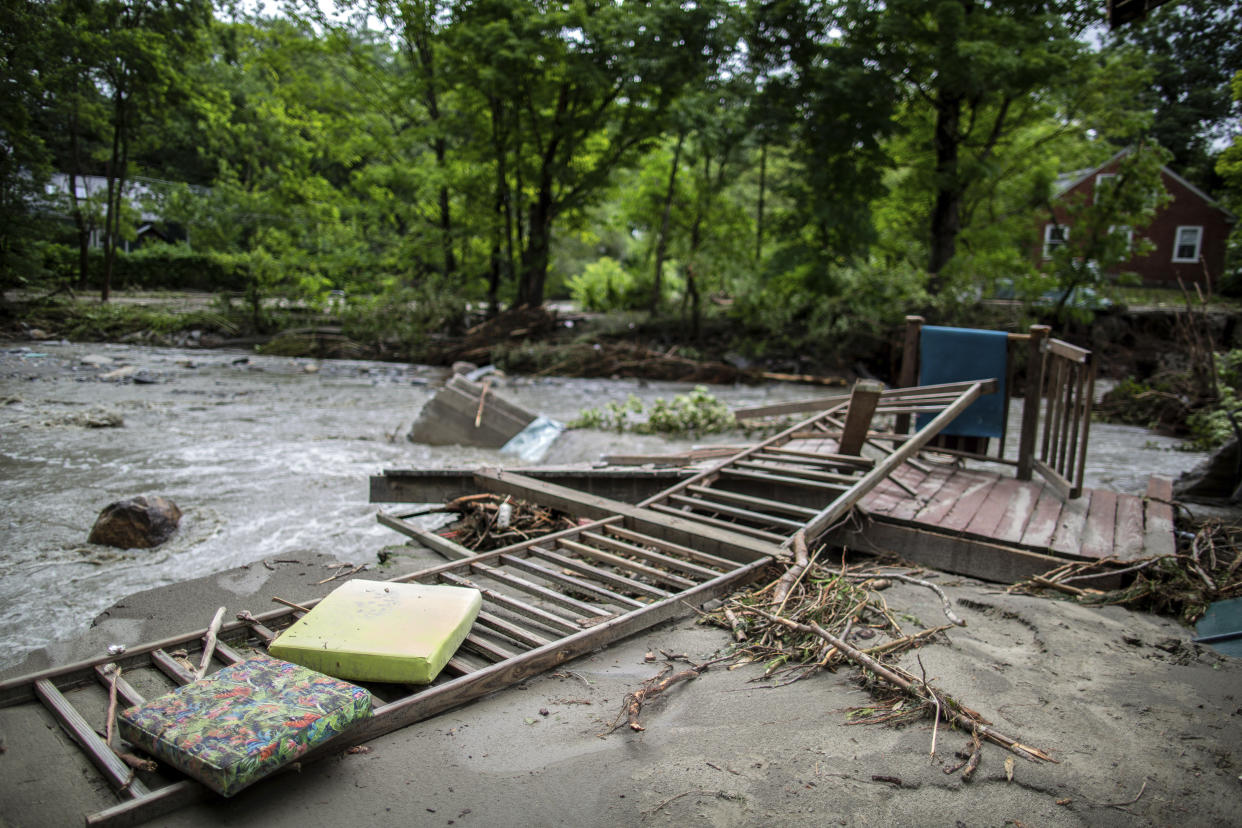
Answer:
[{"left": 0, "top": 341, "right": 1210, "bottom": 671}]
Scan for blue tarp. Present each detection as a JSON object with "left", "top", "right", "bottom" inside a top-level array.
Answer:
[
  {"left": 1195, "top": 596, "right": 1242, "bottom": 658},
  {"left": 915, "top": 325, "right": 1007, "bottom": 439}
]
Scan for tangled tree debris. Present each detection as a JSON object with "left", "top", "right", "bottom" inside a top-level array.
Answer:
[
  {"left": 1013, "top": 518, "right": 1242, "bottom": 624},
  {"left": 434, "top": 493, "right": 579, "bottom": 552},
  {"left": 604, "top": 538, "right": 1055, "bottom": 771}
]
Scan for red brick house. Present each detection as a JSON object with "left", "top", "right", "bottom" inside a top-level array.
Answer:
[{"left": 1035, "top": 149, "right": 1236, "bottom": 287}]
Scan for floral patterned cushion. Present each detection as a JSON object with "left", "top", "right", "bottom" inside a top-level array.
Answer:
[{"left": 119, "top": 654, "right": 371, "bottom": 797}]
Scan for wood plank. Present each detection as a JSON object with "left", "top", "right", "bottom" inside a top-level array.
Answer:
[
  {"left": 1049, "top": 490, "right": 1093, "bottom": 557},
  {"left": 579, "top": 531, "right": 720, "bottom": 579},
  {"left": 719, "top": 466, "right": 849, "bottom": 495},
  {"left": 1019, "top": 486, "right": 1065, "bottom": 550},
  {"left": 556, "top": 537, "right": 698, "bottom": 589},
  {"left": 1144, "top": 476, "right": 1176, "bottom": 558},
  {"left": 912, "top": 469, "right": 994, "bottom": 526},
  {"left": 34, "top": 680, "right": 150, "bottom": 797},
  {"left": 839, "top": 380, "right": 883, "bottom": 455},
  {"left": 647, "top": 503, "right": 789, "bottom": 543},
  {"left": 825, "top": 523, "right": 1071, "bottom": 586},
  {"left": 667, "top": 493, "right": 805, "bottom": 530},
  {"left": 1113, "top": 494, "right": 1146, "bottom": 562},
  {"left": 93, "top": 665, "right": 145, "bottom": 709},
  {"left": 435, "top": 572, "right": 583, "bottom": 634},
  {"left": 602, "top": 525, "right": 738, "bottom": 570},
  {"left": 734, "top": 459, "right": 862, "bottom": 485},
  {"left": 87, "top": 782, "right": 205, "bottom": 828},
  {"left": 761, "top": 446, "right": 874, "bottom": 468},
  {"left": 501, "top": 554, "right": 648, "bottom": 609},
  {"left": 150, "top": 649, "right": 196, "bottom": 686},
  {"left": 1078, "top": 489, "right": 1118, "bottom": 559},
  {"left": 685, "top": 484, "right": 818, "bottom": 518},
  {"left": 474, "top": 611, "right": 553, "bottom": 649},
  {"left": 965, "top": 477, "right": 1033, "bottom": 541},
  {"left": 528, "top": 546, "right": 671, "bottom": 599},
  {"left": 938, "top": 475, "right": 1001, "bottom": 534},
  {"left": 858, "top": 478, "right": 907, "bottom": 518},
  {"left": 990, "top": 480, "right": 1045, "bottom": 546},
  {"left": 888, "top": 466, "right": 952, "bottom": 522},
  {"left": 460, "top": 634, "right": 520, "bottom": 664},
  {"left": 474, "top": 470, "right": 782, "bottom": 563}
]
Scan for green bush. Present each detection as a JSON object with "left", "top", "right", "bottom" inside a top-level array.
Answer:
[
  {"left": 571, "top": 386, "right": 737, "bottom": 435},
  {"left": 566, "top": 257, "right": 641, "bottom": 311},
  {"left": 41, "top": 243, "right": 248, "bottom": 292}
]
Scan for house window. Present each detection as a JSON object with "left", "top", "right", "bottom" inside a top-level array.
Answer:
[
  {"left": 1172, "top": 226, "right": 1203, "bottom": 263},
  {"left": 1109, "top": 225, "right": 1133, "bottom": 257},
  {"left": 1095, "top": 174, "right": 1117, "bottom": 204},
  {"left": 1043, "top": 224, "right": 1069, "bottom": 259}
]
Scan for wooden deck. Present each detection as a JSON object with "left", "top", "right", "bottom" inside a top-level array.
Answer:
[{"left": 774, "top": 432, "right": 1178, "bottom": 583}]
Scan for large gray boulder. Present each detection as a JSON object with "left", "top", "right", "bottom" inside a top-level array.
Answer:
[{"left": 88, "top": 496, "right": 183, "bottom": 549}]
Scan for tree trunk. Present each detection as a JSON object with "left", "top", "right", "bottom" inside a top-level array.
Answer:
[
  {"left": 756, "top": 140, "right": 767, "bottom": 264},
  {"left": 651, "top": 131, "right": 685, "bottom": 314},
  {"left": 102, "top": 87, "right": 128, "bottom": 304},
  {"left": 517, "top": 189, "right": 553, "bottom": 308},
  {"left": 928, "top": 92, "right": 963, "bottom": 290},
  {"left": 68, "top": 98, "right": 91, "bottom": 291}
]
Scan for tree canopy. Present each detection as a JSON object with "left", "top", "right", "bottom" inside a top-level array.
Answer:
[{"left": 3, "top": 0, "right": 1238, "bottom": 340}]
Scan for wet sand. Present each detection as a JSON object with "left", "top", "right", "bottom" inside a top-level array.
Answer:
[{"left": 3, "top": 548, "right": 1240, "bottom": 827}]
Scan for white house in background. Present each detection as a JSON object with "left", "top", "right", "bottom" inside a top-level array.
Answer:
[{"left": 45, "top": 173, "right": 182, "bottom": 249}]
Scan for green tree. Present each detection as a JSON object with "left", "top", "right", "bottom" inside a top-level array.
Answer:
[
  {"left": 448, "top": 0, "right": 732, "bottom": 308},
  {"left": 0, "top": 0, "right": 55, "bottom": 295},
  {"left": 88, "top": 0, "right": 211, "bottom": 301},
  {"left": 1111, "top": 0, "right": 1242, "bottom": 190}
]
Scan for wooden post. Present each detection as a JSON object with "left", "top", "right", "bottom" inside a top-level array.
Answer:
[
  {"left": 1017, "top": 325, "right": 1050, "bottom": 481},
  {"left": 838, "top": 379, "right": 884, "bottom": 456},
  {"left": 894, "top": 315, "right": 924, "bottom": 434}
]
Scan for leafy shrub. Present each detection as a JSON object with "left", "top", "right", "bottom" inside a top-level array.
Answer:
[
  {"left": 41, "top": 243, "right": 249, "bottom": 292},
  {"left": 571, "top": 386, "right": 737, "bottom": 435},
  {"left": 566, "top": 257, "right": 641, "bottom": 311}
]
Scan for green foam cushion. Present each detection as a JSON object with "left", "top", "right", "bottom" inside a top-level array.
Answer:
[
  {"left": 119, "top": 654, "right": 371, "bottom": 797},
  {"left": 269, "top": 580, "right": 482, "bottom": 684}
]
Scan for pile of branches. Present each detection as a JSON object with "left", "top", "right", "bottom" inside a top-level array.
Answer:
[
  {"left": 502, "top": 341, "right": 752, "bottom": 384},
  {"left": 439, "top": 306, "right": 564, "bottom": 364},
  {"left": 608, "top": 533, "right": 1054, "bottom": 770},
  {"left": 434, "top": 493, "right": 578, "bottom": 552},
  {"left": 1017, "top": 518, "right": 1242, "bottom": 624}
]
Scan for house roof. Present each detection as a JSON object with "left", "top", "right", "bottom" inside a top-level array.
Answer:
[{"left": 1053, "top": 146, "right": 1237, "bottom": 222}]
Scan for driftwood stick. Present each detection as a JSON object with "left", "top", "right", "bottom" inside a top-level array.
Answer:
[
  {"left": 846, "top": 572, "right": 965, "bottom": 626},
  {"left": 315, "top": 563, "right": 367, "bottom": 585},
  {"left": 745, "top": 605, "right": 1054, "bottom": 763},
  {"left": 105, "top": 666, "right": 120, "bottom": 749},
  {"left": 961, "top": 729, "right": 982, "bottom": 780},
  {"left": 772, "top": 531, "right": 810, "bottom": 612},
  {"left": 119, "top": 751, "right": 157, "bottom": 772},
  {"left": 723, "top": 607, "right": 747, "bottom": 642},
  {"left": 272, "top": 596, "right": 312, "bottom": 613},
  {"left": 1032, "top": 575, "right": 1089, "bottom": 596},
  {"left": 474, "top": 378, "right": 491, "bottom": 428},
  {"left": 195, "top": 606, "right": 227, "bottom": 680}
]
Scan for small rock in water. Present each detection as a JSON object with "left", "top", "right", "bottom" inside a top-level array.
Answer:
[
  {"left": 88, "top": 496, "right": 183, "bottom": 549},
  {"left": 131, "top": 371, "right": 159, "bottom": 384},
  {"left": 100, "top": 365, "right": 137, "bottom": 381},
  {"left": 81, "top": 354, "right": 115, "bottom": 367}
]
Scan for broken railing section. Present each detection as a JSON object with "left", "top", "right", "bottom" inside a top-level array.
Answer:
[{"left": 408, "top": 374, "right": 564, "bottom": 462}]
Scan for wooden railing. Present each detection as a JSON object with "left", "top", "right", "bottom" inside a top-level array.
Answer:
[{"left": 1016, "top": 326, "right": 1095, "bottom": 499}]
